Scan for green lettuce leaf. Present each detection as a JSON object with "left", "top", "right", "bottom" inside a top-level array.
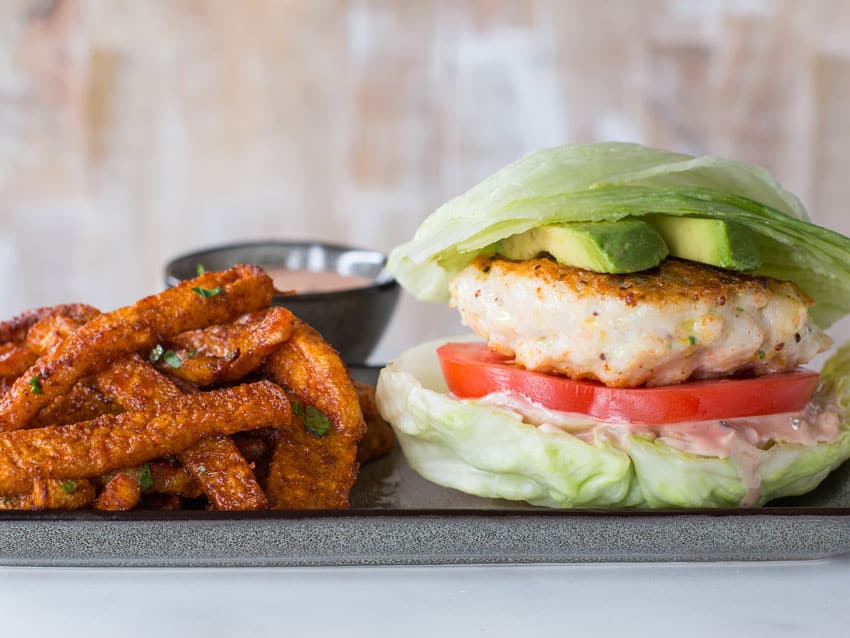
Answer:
[
  {"left": 388, "top": 142, "right": 850, "bottom": 326},
  {"left": 376, "top": 337, "right": 850, "bottom": 509}
]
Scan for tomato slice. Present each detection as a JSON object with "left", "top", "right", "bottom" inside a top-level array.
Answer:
[{"left": 437, "top": 342, "right": 820, "bottom": 424}]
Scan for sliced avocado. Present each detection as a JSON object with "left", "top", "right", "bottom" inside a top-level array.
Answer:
[
  {"left": 646, "top": 215, "right": 760, "bottom": 271},
  {"left": 500, "top": 220, "right": 668, "bottom": 273}
]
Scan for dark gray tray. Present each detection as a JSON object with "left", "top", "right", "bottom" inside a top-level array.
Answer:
[{"left": 1, "top": 366, "right": 848, "bottom": 567}]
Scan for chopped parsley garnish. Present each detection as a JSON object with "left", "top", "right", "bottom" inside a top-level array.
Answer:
[
  {"left": 149, "top": 343, "right": 164, "bottom": 364},
  {"left": 196, "top": 264, "right": 206, "bottom": 276},
  {"left": 758, "top": 350, "right": 766, "bottom": 360},
  {"left": 688, "top": 335, "right": 697, "bottom": 345},
  {"left": 192, "top": 286, "right": 222, "bottom": 298},
  {"left": 291, "top": 400, "right": 331, "bottom": 438},
  {"left": 28, "top": 376, "right": 43, "bottom": 395},
  {"left": 186, "top": 347, "right": 196, "bottom": 359},
  {"left": 198, "top": 464, "right": 208, "bottom": 476},
  {"left": 60, "top": 480, "right": 78, "bottom": 495},
  {"left": 139, "top": 463, "right": 153, "bottom": 491},
  {"left": 162, "top": 350, "right": 182, "bottom": 369}
]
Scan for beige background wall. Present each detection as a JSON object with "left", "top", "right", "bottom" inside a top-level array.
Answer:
[{"left": 1, "top": 0, "right": 849, "bottom": 362}]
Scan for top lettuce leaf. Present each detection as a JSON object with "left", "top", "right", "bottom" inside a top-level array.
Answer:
[{"left": 388, "top": 143, "right": 850, "bottom": 327}]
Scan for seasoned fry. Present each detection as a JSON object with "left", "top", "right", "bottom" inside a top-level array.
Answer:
[
  {"left": 147, "top": 461, "right": 203, "bottom": 498},
  {"left": 264, "top": 320, "right": 366, "bottom": 509},
  {"left": 0, "top": 492, "right": 29, "bottom": 510},
  {"left": 0, "top": 304, "right": 97, "bottom": 385},
  {"left": 92, "top": 354, "right": 266, "bottom": 510},
  {"left": 0, "top": 478, "right": 95, "bottom": 511},
  {"left": 0, "top": 265, "right": 273, "bottom": 431},
  {"left": 0, "top": 344, "right": 37, "bottom": 379},
  {"left": 0, "top": 381, "right": 290, "bottom": 495},
  {"left": 24, "top": 304, "right": 101, "bottom": 354},
  {"left": 0, "top": 305, "right": 91, "bottom": 344},
  {"left": 31, "top": 379, "right": 123, "bottom": 428},
  {"left": 95, "top": 472, "right": 141, "bottom": 511},
  {"left": 161, "top": 307, "right": 295, "bottom": 386},
  {"left": 100, "top": 461, "right": 203, "bottom": 499},
  {"left": 94, "top": 355, "right": 183, "bottom": 409},
  {"left": 181, "top": 436, "right": 268, "bottom": 510},
  {"left": 354, "top": 382, "right": 395, "bottom": 464}
]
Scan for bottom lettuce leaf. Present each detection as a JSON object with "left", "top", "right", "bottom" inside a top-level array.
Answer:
[{"left": 376, "top": 337, "right": 850, "bottom": 508}]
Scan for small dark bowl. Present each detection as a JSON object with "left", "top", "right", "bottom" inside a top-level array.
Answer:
[{"left": 165, "top": 241, "right": 400, "bottom": 364}]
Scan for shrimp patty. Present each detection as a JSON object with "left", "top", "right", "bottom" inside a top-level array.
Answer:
[{"left": 450, "top": 256, "right": 830, "bottom": 387}]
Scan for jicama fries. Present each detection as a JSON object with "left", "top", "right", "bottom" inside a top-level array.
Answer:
[{"left": 0, "top": 264, "right": 391, "bottom": 512}]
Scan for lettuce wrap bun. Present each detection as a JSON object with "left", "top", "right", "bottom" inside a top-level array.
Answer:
[{"left": 377, "top": 142, "right": 850, "bottom": 508}]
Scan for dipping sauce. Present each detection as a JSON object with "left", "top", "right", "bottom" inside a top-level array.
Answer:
[{"left": 264, "top": 267, "right": 374, "bottom": 294}]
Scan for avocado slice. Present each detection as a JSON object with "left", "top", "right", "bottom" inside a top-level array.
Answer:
[
  {"left": 646, "top": 215, "right": 760, "bottom": 271},
  {"left": 500, "top": 220, "right": 668, "bottom": 273}
]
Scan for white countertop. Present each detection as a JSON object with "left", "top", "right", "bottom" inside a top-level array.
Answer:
[{"left": 2, "top": 557, "right": 849, "bottom": 637}]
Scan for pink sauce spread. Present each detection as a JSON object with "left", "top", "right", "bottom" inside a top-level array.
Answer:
[
  {"left": 477, "top": 391, "right": 844, "bottom": 506},
  {"left": 265, "top": 267, "right": 374, "bottom": 294}
]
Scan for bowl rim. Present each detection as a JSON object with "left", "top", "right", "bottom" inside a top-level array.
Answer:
[{"left": 164, "top": 239, "right": 400, "bottom": 301}]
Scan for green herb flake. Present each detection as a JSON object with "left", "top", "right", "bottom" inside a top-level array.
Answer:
[
  {"left": 192, "top": 286, "right": 222, "bottom": 299},
  {"left": 139, "top": 463, "right": 153, "bottom": 491},
  {"left": 28, "top": 376, "right": 43, "bottom": 395},
  {"left": 149, "top": 343, "right": 164, "bottom": 364},
  {"left": 304, "top": 406, "right": 331, "bottom": 438},
  {"left": 3, "top": 496, "right": 9, "bottom": 506},
  {"left": 290, "top": 399, "right": 331, "bottom": 437},
  {"left": 290, "top": 399, "right": 306, "bottom": 418},
  {"left": 688, "top": 335, "right": 697, "bottom": 346},
  {"left": 186, "top": 347, "right": 196, "bottom": 359},
  {"left": 60, "top": 480, "right": 78, "bottom": 495},
  {"left": 758, "top": 350, "right": 766, "bottom": 360},
  {"left": 198, "top": 464, "right": 208, "bottom": 476},
  {"left": 162, "top": 350, "right": 182, "bottom": 369},
  {"left": 196, "top": 264, "right": 206, "bottom": 276}
]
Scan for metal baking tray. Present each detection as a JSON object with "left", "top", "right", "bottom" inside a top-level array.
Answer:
[{"left": 0, "top": 366, "right": 848, "bottom": 567}]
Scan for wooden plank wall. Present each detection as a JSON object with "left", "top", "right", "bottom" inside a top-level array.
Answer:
[{"left": 1, "top": 0, "right": 849, "bottom": 361}]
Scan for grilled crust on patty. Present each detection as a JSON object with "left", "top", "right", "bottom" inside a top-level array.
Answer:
[
  {"left": 450, "top": 256, "right": 831, "bottom": 387},
  {"left": 480, "top": 255, "right": 813, "bottom": 307}
]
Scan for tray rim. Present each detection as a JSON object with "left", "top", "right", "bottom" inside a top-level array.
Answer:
[
  {"left": 1, "top": 505, "right": 850, "bottom": 522},
  {"left": 1, "top": 507, "right": 848, "bottom": 567}
]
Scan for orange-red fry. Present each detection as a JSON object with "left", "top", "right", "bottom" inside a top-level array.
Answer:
[
  {"left": 24, "top": 304, "right": 101, "bottom": 354},
  {"left": 32, "top": 379, "right": 123, "bottom": 428},
  {"left": 92, "top": 354, "right": 266, "bottom": 510},
  {"left": 94, "top": 355, "right": 183, "bottom": 410},
  {"left": 263, "top": 320, "right": 366, "bottom": 509},
  {"left": 0, "top": 344, "right": 37, "bottom": 379},
  {"left": 0, "top": 265, "right": 273, "bottom": 431},
  {"left": 148, "top": 461, "right": 203, "bottom": 498},
  {"left": 100, "top": 461, "right": 203, "bottom": 499},
  {"left": 95, "top": 472, "right": 141, "bottom": 511},
  {"left": 0, "top": 380, "right": 290, "bottom": 495},
  {"left": 0, "top": 305, "right": 96, "bottom": 345},
  {"left": 161, "top": 307, "right": 295, "bottom": 386},
  {"left": 0, "top": 478, "right": 96, "bottom": 511},
  {"left": 181, "top": 436, "right": 268, "bottom": 511}
]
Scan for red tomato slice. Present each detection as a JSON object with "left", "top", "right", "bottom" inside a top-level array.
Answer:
[{"left": 437, "top": 342, "right": 820, "bottom": 424}]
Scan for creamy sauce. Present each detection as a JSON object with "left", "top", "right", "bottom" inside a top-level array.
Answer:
[
  {"left": 475, "top": 391, "right": 844, "bottom": 506},
  {"left": 264, "top": 267, "right": 374, "bottom": 294}
]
